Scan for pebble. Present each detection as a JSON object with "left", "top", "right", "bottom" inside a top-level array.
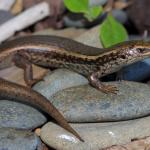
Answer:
[
  {"left": 63, "top": 15, "right": 86, "bottom": 28},
  {"left": 89, "top": 0, "right": 107, "bottom": 6},
  {"left": 112, "top": 9, "right": 128, "bottom": 23},
  {"left": 40, "top": 116, "right": 150, "bottom": 150},
  {"left": 35, "top": 27, "right": 86, "bottom": 39},
  {"left": 33, "top": 69, "right": 88, "bottom": 98},
  {"left": 0, "top": 128, "right": 42, "bottom": 150},
  {"left": 104, "top": 136, "right": 150, "bottom": 150},
  {"left": 117, "top": 58, "right": 150, "bottom": 81},
  {"left": 0, "top": 100, "right": 47, "bottom": 129},
  {"left": 0, "top": 10, "right": 14, "bottom": 25},
  {"left": 36, "top": 78, "right": 150, "bottom": 122},
  {"left": 75, "top": 25, "right": 102, "bottom": 48}
]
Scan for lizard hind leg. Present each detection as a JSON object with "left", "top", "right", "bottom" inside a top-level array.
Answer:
[
  {"left": 13, "top": 54, "right": 44, "bottom": 87},
  {"left": 89, "top": 72, "right": 118, "bottom": 94}
]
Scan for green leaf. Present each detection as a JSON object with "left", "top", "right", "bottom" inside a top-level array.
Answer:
[
  {"left": 64, "top": 0, "right": 103, "bottom": 22},
  {"left": 84, "top": 6, "right": 103, "bottom": 21},
  {"left": 100, "top": 14, "right": 128, "bottom": 48},
  {"left": 64, "top": 0, "right": 88, "bottom": 13}
]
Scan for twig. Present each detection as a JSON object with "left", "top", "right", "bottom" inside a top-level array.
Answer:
[{"left": 0, "top": 2, "right": 50, "bottom": 43}]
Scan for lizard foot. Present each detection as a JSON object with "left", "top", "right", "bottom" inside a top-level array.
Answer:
[{"left": 98, "top": 84, "right": 118, "bottom": 94}]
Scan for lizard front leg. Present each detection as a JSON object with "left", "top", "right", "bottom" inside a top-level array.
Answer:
[
  {"left": 13, "top": 54, "right": 45, "bottom": 87},
  {"left": 89, "top": 71, "right": 118, "bottom": 94}
]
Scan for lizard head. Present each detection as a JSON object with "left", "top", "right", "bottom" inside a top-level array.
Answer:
[{"left": 121, "top": 41, "right": 150, "bottom": 65}]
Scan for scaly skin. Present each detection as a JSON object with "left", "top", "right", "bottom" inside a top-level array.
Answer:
[{"left": 0, "top": 35, "right": 150, "bottom": 93}]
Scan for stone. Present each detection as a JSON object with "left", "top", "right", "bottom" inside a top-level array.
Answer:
[
  {"left": 112, "top": 9, "right": 127, "bottom": 24},
  {"left": 103, "top": 136, "right": 150, "bottom": 150},
  {"left": 0, "top": 128, "right": 42, "bottom": 150},
  {"left": 0, "top": 10, "right": 13, "bottom": 25},
  {"left": 117, "top": 58, "right": 150, "bottom": 81},
  {"left": 0, "top": 100, "right": 47, "bottom": 129},
  {"left": 75, "top": 25, "right": 102, "bottom": 48},
  {"left": 35, "top": 27, "right": 86, "bottom": 39},
  {"left": 40, "top": 116, "right": 150, "bottom": 150},
  {"left": 89, "top": 0, "right": 107, "bottom": 6},
  {"left": 33, "top": 69, "right": 88, "bottom": 98},
  {"left": 39, "top": 81, "right": 150, "bottom": 122},
  {"left": 63, "top": 14, "right": 86, "bottom": 28}
]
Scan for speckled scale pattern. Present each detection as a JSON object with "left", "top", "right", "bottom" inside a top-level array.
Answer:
[{"left": 0, "top": 35, "right": 150, "bottom": 78}]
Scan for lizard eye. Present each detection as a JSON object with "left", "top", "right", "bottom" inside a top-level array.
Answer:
[{"left": 137, "top": 48, "right": 145, "bottom": 53}]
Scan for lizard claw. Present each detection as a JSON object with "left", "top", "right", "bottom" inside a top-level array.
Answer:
[
  {"left": 99, "top": 84, "right": 118, "bottom": 94},
  {"left": 88, "top": 74, "right": 118, "bottom": 94}
]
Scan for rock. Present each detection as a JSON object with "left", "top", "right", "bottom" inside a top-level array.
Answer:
[
  {"left": 75, "top": 25, "right": 102, "bottom": 48},
  {"left": 129, "top": 35, "right": 150, "bottom": 40},
  {"left": 0, "top": 128, "right": 42, "bottom": 150},
  {"left": 33, "top": 69, "right": 88, "bottom": 98},
  {"left": 117, "top": 58, "right": 150, "bottom": 81},
  {"left": 103, "top": 136, "right": 150, "bottom": 150},
  {"left": 38, "top": 81, "right": 150, "bottom": 122},
  {"left": 112, "top": 9, "right": 127, "bottom": 24},
  {"left": 35, "top": 27, "right": 86, "bottom": 39},
  {"left": 63, "top": 14, "right": 86, "bottom": 28},
  {"left": 0, "top": 100, "right": 47, "bottom": 129},
  {"left": 0, "top": 65, "right": 47, "bottom": 87},
  {"left": 40, "top": 116, "right": 150, "bottom": 150},
  {"left": 0, "top": 10, "right": 14, "bottom": 25},
  {"left": 89, "top": 0, "right": 107, "bottom": 6}
]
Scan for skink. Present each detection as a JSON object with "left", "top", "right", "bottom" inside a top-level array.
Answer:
[
  {"left": 0, "top": 78, "right": 83, "bottom": 141},
  {"left": 0, "top": 35, "right": 150, "bottom": 142},
  {"left": 0, "top": 35, "right": 150, "bottom": 93}
]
